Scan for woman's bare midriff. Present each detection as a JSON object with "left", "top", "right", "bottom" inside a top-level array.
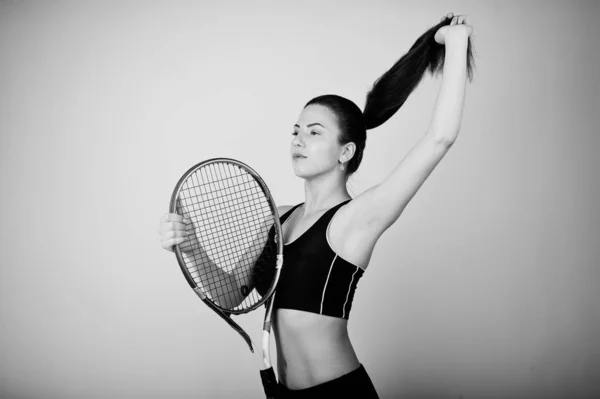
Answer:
[{"left": 273, "top": 308, "right": 360, "bottom": 390}]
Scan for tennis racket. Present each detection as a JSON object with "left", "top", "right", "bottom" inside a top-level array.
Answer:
[{"left": 169, "top": 158, "right": 283, "bottom": 399}]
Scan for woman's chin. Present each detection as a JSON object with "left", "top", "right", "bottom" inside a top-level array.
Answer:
[
  {"left": 291, "top": 165, "right": 309, "bottom": 178},
  {"left": 292, "top": 169, "right": 305, "bottom": 178}
]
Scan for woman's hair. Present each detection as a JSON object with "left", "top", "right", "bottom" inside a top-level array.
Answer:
[{"left": 305, "top": 16, "right": 476, "bottom": 180}]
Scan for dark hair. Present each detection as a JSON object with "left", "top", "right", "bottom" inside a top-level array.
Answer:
[{"left": 305, "top": 16, "right": 476, "bottom": 179}]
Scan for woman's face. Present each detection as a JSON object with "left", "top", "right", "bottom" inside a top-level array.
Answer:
[{"left": 291, "top": 104, "right": 345, "bottom": 179}]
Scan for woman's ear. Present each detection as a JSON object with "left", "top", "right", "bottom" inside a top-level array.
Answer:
[{"left": 341, "top": 142, "right": 356, "bottom": 163}]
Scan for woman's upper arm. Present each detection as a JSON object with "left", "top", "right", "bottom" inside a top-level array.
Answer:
[{"left": 340, "top": 134, "right": 453, "bottom": 238}]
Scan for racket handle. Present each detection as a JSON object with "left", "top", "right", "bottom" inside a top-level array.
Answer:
[{"left": 259, "top": 367, "right": 278, "bottom": 399}]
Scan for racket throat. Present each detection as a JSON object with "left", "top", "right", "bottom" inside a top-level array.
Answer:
[{"left": 194, "top": 288, "right": 255, "bottom": 353}]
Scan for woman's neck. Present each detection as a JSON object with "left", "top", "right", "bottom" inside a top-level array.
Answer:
[{"left": 301, "top": 171, "right": 350, "bottom": 215}]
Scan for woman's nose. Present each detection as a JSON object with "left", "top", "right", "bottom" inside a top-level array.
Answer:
[{"left": 292, "top": 134, "right": 305, "bottom": 147}]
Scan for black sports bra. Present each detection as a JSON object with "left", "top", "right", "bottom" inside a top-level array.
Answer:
[{"left": 272, "top": 199, "right": 364, "bottom": 319}]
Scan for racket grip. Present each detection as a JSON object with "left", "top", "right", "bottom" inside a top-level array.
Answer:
[{"left": 259, "top": 367, "right": 278, "bottom": 399}]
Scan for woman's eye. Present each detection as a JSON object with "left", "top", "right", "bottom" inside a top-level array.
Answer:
[{"left": 291, "top": 131, "right": 318, "bottom": 136}]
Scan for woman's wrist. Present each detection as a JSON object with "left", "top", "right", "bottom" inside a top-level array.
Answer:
[{"left": 445, "top": 31, "right": 470, "bottom": 48}]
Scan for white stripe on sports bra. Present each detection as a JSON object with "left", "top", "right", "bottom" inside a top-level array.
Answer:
[
  {"left": 342, "top": 266, "right": 360, "bottom": 319},
  {"left": 320, "top": 254, "right": 337, "bottom": 314}
]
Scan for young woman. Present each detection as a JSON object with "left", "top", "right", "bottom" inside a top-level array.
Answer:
[{"left": 160, "top": 12, "right": 475, "bottom": 398}]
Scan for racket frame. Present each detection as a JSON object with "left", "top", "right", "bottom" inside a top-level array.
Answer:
[{"left": 169, "top": 157, "right": 284, "bottom": 356}]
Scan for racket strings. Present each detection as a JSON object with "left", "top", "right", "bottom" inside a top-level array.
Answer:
[{"left": 176, "top": 162, "right": 279, "bottom": 312}]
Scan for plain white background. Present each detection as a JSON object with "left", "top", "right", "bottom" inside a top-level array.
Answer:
[{"left": 1, "top": 1, "right": 599, "bottom": 398}]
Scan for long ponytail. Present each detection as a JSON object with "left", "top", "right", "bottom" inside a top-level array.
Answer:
[{"left": 363, "top": 16, "right": 476, "bottom": 130}]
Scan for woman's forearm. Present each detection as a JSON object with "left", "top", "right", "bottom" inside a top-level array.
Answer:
[{"left": 428, "top": 34, "right": 469, "bottom": 143}]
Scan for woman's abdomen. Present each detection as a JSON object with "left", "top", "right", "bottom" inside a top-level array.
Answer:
[{"left": 273, "top": 308, "right": 360, "bottom": 390}]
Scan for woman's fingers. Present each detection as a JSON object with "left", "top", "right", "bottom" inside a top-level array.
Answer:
[
  {"left": 441, "top": 13, "right": 469, "bottom": 25},
  {"left": 452, "top": 15, "right": 468, "bottom": 25},
  {"left": 165, "top": 229, "right": 190, "bottom": 239},
  {"left": 161, "top": 236, "right": 188, "bottom": 252},
  {"left": 159, "top": 213, "right": 191, "bottom": 234},
  {"left": 159, "top": 221, "right": 185, "bottom": 235},
  {"left": 161, "top": 212, "right": 183, "bottom": 223}
]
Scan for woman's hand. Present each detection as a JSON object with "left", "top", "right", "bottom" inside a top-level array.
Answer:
[
  {"left": 159, "top": 213, "right": 194, "bottom": 252},
  {"left": 435, "top": 13, "right": 473, "bottom": 45}
]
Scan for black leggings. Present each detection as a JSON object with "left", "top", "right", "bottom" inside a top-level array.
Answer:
[{"left": 277, "top": 364, "right": 379, "bottom": 399}]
